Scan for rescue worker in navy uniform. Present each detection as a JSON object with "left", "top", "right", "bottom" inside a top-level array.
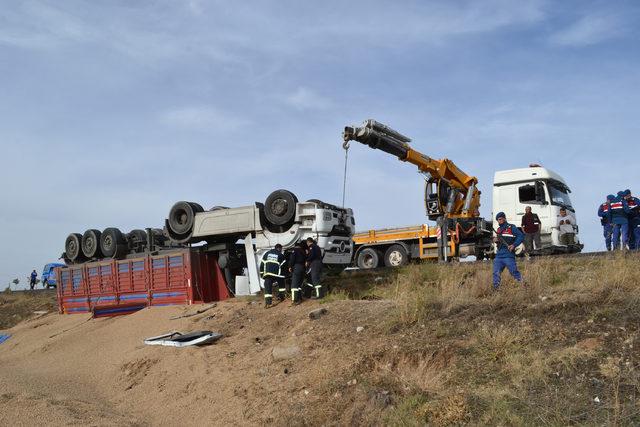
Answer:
[
  {"left": 610, "top": 191, "right": 630, "bottom": 250},
  {"left": 305, "top": 237, "right": 324, "bottom": 299},
  {"left": 598, "top": 195, "right": 614, "bottom": 251},
  {"left": 29, "top": 269, "right": 37, "bottom": 290},
  {"left": 623, "top": 189, "right": 640, "bottom": 249},
  {"left": 288, "top": 242, "right": 306, "bottom": 305},
  {"left": 492, "top": 212, "right": 524, "bottom": 290},
  {"left": 259, "top": 244, "right": 286, "bottom": 308}
]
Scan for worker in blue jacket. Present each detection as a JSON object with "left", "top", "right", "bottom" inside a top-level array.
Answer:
[
  {"left": 623, "top": 189, "right": 640, "bottom": 249},
  {"left": 597, "top": 194, "right": 614, "bottom": 251},
  {"left": 610, "top": 191, "right": 630, "bottom": 250},
  {"left": 305, "top": 237, "right": 324, "bottom": 299},
  {"left": 492, "top": 212, "right": 524, "bottom": 290},
  {"left": 288, "top": 242, "right": 306, "bottom": 305}
]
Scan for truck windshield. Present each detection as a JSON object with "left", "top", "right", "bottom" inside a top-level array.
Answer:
[{"left": 547, "top": 181, "right": 574, "bottom": 211}]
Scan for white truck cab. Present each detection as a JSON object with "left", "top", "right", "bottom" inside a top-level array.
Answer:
[{"left": 492, "top": 166, "right": 582, "bottom": 253}]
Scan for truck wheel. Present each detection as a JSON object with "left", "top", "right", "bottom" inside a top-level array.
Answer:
[
  {"left": 264, "top": 190, "right": 298, "bottom": 226},
  {"left": 128, "top": 229, "right": 147, "bottom": 244},
  {"left": 65, "top": 233, "right": 85, "bottom": 262},
  {"left": 100, "top": 228, "right": 126, "bottom": 259},
  {"left": 168, "top": 201, "right": 202, "bottom": 236},
  {"left": 356, "top": 247, "right": 381, "bottom": 269},
  {"left": 81, "top": 229, "right": 102, "bottom": 259},
  {"left": 384, "top": 244, "right": 408, "bottom": 267}
]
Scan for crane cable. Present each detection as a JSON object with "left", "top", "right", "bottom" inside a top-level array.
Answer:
[{"left": 341, "top": 140, "right": 350, "bottom": 208}]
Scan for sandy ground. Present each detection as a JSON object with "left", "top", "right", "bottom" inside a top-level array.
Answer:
[{"left": 0, "top": 298, "right": 392, "bottom": 426}]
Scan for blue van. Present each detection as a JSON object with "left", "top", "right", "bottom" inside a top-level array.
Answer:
[{"left": 42, "top": 263, "right": 65, "bottom": 289}]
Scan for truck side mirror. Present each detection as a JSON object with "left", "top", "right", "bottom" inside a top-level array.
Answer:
[{"left": 535, "top": 181, "right": 546, "bottom": 203}]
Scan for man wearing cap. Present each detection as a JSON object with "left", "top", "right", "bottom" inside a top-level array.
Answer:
[
  {"left": 598, "top": 195, "right": 614, "bottom": 251},
  {"left": 493, "top": 212, "right": 524, "bottom": 290},
  {"left": 610, "top": 191, "right": 630, "bottom": 250},
  {"left": 623, "top": 189, "right": 640, "bottom": 249}
]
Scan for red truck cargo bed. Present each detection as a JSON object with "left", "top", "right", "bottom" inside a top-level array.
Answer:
[{"left": 56, "top": 248, "right": 231, "bottom": 316}]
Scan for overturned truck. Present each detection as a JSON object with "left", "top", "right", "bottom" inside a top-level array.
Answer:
[{"left": 58, "top": 190, "right": 355, "bottom": 314}]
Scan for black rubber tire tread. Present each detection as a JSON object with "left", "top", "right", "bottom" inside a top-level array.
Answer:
[
  {"left": 128, "top": 229, "right": 147, "bottom": 243},
  {"left": 168, "top": 201, "right": 201, "bottom": 235},
  {"left": 356, "top": 247, "right": 381, "bottom": 269},
  {"left": 384, "top": 244, "right": 409, "bottom": 268},
  {"left": 81, "top": 229, "right": 103, "bottom": 259},
  {"left": 65, "top": 233, "right": 85, "bottom": 262},
  {"left": 264, "top": 189, "right": 298, "bottom": 226},
  {"left": 189, "top": 202, "right": 205, "bottom": 213},
  {"left": 100, "top": 227, "right": 126, "bottom": 258}
]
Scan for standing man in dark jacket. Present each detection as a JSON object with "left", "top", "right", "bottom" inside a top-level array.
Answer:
[
  {"left": 598, "top": 194, "right": 614, "bottom": 251},
  {"left": 493, "top": 212, "right": 524, "bottom": 290},
  {"left": 306, "top": 237, "right": 324, "bottom": 299},
  {"left": 622, "top": 189, "right": 640, "bottom": 249},
  {"left": 610, "top": 191, "right": 630, "bottom": 250},
  {"left": 259, "top": 244, "right": 286, "bottom": 308},
  {"left": 520, "top": 206, "right": 541, "bottom": 254},
  {"left": 29, "top": 269, "right": 37, "bottom": 290},
  {"left": 288, "top": 242, "right": 306, "bottom": 305}
]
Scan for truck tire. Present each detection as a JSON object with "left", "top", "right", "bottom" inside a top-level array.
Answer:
[
  {"left": 264, "top": 189, "right": 298, "bottom": 227},
  {"left": 127, "top": 229, "right": 148, "bottom": 253},
  {"left": 100, "top": 228, "right": 127, "bottom": 259},
  {"left": 65, "top": 233, "right": 85, "bottom": 262},
  {"left": 168, "top": 201, "right": 203, "bottom": 236},
  {"left": 127, "top": 229, "right": 147, "bottom": 243},
  {"left": 384, "top": 244, "right": 408, "bottom": 268},
  {"left": 81, "top": 229, "right": 103, "bottom": 259},
  {"left": 356, "top": 247, "right": 382, "bottom": 269}
]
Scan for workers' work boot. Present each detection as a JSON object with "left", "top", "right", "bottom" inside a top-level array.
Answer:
[
  {"left": 264, "top": 294, "right": 273, "bottom": 308},
  {"left": 291, "top": 288, "right": 301, "bottom": 305},
  {"left": 303, "top": 283, "right": 314, "bottom": 299},
  {"left": 277, "top": 287, "right": 286, "bottom": 302}
]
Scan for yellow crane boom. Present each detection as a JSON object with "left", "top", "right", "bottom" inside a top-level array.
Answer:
[{"left": 342, "top": 119, "right": 481, "bottom": 220}]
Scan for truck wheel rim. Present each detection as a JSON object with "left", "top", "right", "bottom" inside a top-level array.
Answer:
[
  {"left": 68, "top": 240, "right": 78, "bottom": 257},
  {"left": 270, "top": 199, "right": 287, "bottom": 216},
  {"left": 388, "top": 251, "right": 403, "bottom": 266},
  {"left": 363, "top": 253, "right": 375, "bottom": 268}
]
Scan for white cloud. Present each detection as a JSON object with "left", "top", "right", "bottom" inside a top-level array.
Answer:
[
  {"left": 0, "top": 0, "right": 548, "bottom": 60},
  {"left": 160, "top": 107, "right": 249, "bottom": 132},
  {"left": 285, "top": 87, "right": 332, "bottom": 111},
  {"left": 549, "top": 14, "right": 624, "bottom": 47}
]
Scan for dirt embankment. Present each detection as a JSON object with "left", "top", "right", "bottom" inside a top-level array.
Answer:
[
  {"left": 0, "top": 296, "right": 396, "bottom": 426},
  {"left": 2, "top": 254, "right": 640, "bottom": 425}
]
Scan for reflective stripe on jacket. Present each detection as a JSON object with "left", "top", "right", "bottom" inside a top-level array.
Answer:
[{"left": 260, "top": 249, "right": 286, "bottom": 278}]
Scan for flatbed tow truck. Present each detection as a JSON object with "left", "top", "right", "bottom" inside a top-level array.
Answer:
[{"left": 343, "top": 119, "right": 583, "bottom": 268}]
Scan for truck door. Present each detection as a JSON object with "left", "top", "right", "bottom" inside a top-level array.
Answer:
[
  {"left": 516, "top": 181, "right": 550, "bottom": 233},
  {"left": 494, "top": 185, "right": 517, "bottom": 223}
]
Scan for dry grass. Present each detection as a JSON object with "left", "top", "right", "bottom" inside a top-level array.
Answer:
[{"left": 331, "top": 253, "right": 640, "bottom": 425}]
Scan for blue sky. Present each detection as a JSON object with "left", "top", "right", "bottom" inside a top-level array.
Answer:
[{"left": 1, "top": 0, "right": 639, "bottom": 287}]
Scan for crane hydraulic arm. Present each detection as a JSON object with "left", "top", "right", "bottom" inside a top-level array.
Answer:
[{"left": 342, "top": 119, "right": 481, "bottom": 220}]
